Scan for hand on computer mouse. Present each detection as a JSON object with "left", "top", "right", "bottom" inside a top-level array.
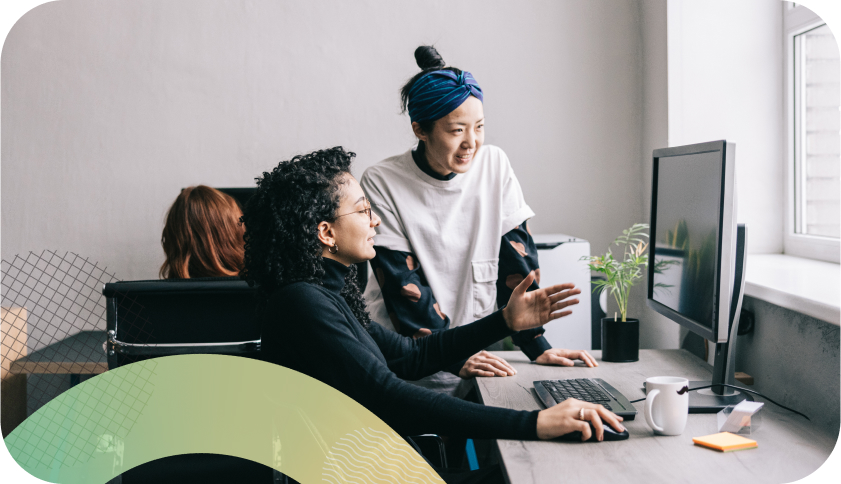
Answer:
[
  {"left": 536, "top": 398, "right": 625, "bottom": 441},
  {"left": 556, "top": 421, "right": 630, "bottom": 442}
]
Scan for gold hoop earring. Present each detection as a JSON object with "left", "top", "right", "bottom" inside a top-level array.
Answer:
[{"left": 328, "top": 244, "right": 339, "bottom": 254}]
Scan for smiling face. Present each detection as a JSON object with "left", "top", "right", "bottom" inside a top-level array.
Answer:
[
  {"left": 317, "top": 174, "right": 381, "bottom": 266},
  {"left": 412, "top": 96, "right": 485, "bottom": 177}
]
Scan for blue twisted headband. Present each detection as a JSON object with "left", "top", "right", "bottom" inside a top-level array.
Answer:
[{"left": 407, "top": 70, "right": 484, "bottom": 124}]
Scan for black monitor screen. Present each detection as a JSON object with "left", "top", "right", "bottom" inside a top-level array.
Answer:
[
  {"left": 216, "top": 188, "right": 256, "bottom": 211},
  {"left": 651, "top": 151, "right": 722, "bottom": 329}
]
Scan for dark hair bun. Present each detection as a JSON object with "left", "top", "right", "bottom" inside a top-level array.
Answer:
[{"left": 414, "top": 45, "right": 445, "bottom": 70}]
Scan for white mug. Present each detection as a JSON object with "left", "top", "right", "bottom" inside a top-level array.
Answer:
[{"left": 644, "top": 376, "right": 689, "bottom": 436}]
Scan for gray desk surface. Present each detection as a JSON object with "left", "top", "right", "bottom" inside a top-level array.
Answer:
[{"left": 474, "top": 350, "right": 836, "bottom": 484}]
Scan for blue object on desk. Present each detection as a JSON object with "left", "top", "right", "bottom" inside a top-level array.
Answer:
[{"left": 465, "top": 438, "right": 479, "bottom": 470}]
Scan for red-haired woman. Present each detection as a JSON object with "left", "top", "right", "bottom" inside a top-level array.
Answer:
[{"left": 159, "top": 185, "right": 245, "bottom": 279}]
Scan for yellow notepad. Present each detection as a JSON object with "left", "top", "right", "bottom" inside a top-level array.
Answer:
[{"left": 693, "top": 432, "right": 757, "bottom": 452}]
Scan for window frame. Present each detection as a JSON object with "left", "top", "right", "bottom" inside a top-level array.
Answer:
[{"left": 783, "top": 4, "right": 840, "bottom": 263}]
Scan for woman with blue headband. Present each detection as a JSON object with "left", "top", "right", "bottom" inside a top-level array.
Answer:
[{"left": 361, "top": 46, "right": 597, "bottom": 397}]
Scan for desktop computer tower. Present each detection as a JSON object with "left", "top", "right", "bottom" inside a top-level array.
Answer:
[{"left": 533, "top": 234, "right": 592, "bottom": 351}]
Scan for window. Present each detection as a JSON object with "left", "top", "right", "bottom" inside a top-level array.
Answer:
[
  {"left": 795, "top": 24, "right": 839, "bottom": 238},
  {"left": 785, "top": 4, "right": 840, "bottom": 263}
]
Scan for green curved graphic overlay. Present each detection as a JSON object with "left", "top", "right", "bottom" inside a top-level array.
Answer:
[{"left": 3, "top": 354, "right": 444, "bottom": 483}]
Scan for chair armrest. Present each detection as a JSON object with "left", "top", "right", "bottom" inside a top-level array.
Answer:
[
  {"left": 409, "top": 434, "right": 447, "bottom": 470},
  {"left": 107, "top": 331, "right": 260, "bottom": 357}
]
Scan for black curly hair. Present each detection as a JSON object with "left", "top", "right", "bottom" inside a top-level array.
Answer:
[{"left": 241, "top": 146, "right": 371, "bottom": 327}]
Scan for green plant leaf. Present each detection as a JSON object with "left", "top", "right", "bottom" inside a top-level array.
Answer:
[{"left": 589, "top": 223, "right": 653, "bottom": 319}]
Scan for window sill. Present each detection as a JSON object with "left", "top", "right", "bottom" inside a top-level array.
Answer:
[{"left": 744, "top": 254, "right": 840, "bottom": 326}]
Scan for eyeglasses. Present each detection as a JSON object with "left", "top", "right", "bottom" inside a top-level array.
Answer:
[{"left": 334, "top": 198, "right": 373, "bottom": 222}]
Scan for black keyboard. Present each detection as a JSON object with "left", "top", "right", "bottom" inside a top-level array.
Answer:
[{"left": 534, "top": 378, "right": 637, "bottom": 420}]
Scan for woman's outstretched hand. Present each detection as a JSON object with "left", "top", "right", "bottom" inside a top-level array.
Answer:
[{"left": 502, "top": 272, "right": 580, "bottom": 332}]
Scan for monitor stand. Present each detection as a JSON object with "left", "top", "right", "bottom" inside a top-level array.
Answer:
[
  {"left": 645, "top": 224, "right": 751, "bottom": 413},
  {"left": 690, "top": 223, "right": 750, "bottom": 413},
  {"left": 686, "top": 382, "right": 751, "bottom": 414}
]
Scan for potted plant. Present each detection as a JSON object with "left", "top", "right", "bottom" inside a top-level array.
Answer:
[{"left": 581, "top": 223, "right": 674, "bottom": 362}]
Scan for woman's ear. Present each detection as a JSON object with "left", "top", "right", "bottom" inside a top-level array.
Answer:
[
  {"left": 317, "top": 221, "right": 335, "bottom": 249},
  {"left": 411, "top": 122, "right": 428, "bottom": 142}
]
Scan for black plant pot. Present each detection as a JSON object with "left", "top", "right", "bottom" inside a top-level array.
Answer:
[{"left": 601, "top": 317, "right": 639, "bottom": 363}]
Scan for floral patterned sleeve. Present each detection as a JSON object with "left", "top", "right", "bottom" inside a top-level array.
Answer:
[
  {"left": 497, "top": 220, "right": 553, "bottom": 361},
  {"left": 369, "top": 247, "right": 451, "bottom": 339}
]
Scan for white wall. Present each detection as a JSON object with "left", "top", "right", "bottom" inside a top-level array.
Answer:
[
  {"left": 658, "top": 0, "right": 784, "bottom": 355},
  {"left": 2, "top": 0, "right": 648, "bottom": 287},
  {"left": 636, "top": 0, "right": 677, "bottom": 349},
  {"left": 662, "top": 1, "right": 840, "bottom": 440},
  {"left": 666, "top": 0, "right": 784, "bottom": 255},
  {"left": 632, "top": 0, "right": 786, "bottom": 350}
]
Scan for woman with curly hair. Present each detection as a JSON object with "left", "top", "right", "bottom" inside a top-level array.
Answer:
[
  {"left": 243, "top": 146, "right": 624, "bottom": 483},
  {"left": 159, "top": 185, "right": 245, "bottom": 279}
]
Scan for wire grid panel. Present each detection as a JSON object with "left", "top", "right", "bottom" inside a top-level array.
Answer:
[
  {"left": 5, "top": 359, "right": 158, "bottom": 469},
  {"left": 1, "top": 251, "right": 124, "bottom": 414}
]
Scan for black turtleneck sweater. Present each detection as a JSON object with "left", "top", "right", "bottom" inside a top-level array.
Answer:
[
  {"left": 260, "top": 258, "right": 540, "bottom": 440},
  {"left": 411, "top": 142, "right": 457, "bottom": 181}
]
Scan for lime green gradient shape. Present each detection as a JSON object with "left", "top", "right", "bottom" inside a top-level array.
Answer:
[{"left": 4, "top": 354, "right": 444, "bottom": 483}]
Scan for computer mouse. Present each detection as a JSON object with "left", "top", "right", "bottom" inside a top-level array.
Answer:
[{"left": 557, "top": 422, "right": 629, "bottom": 442}]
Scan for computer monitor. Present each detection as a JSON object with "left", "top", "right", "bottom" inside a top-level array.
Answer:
[
  {"left": 215, "top": 187, "right": 256, "bottom": 211},
  {"left": 647, "top": 140, "right": 749, "bottom": 412},
  {"left": 178, "top": 187, "right": 256, "bottom": 211}
]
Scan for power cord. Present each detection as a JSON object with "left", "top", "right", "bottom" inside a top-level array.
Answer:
[{"left": 628, "top": 383, "right": 810, "bottom": 421}]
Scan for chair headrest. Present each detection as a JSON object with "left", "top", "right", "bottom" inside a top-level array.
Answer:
[{"left": 102, "top": 277, "right": 255, "bottom": 296}]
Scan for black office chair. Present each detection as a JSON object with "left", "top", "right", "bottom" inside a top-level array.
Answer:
[
  {"left": 102, "top": 277, "right": 283, "bottom": 484},
  {"left": 103, "top": 277, "right": 261, "bottom": 366},
  {"left": 103, "top": 276, "right": 445, "bottom": 480}
]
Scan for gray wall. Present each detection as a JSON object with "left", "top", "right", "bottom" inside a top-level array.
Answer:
[
  {"left": 1, "top": 1, "right": 665, "bottom": 417},
  {"left": 2, "top": 0, "right": 649, "bottom": 287},
  {"left": 636, "top": 0, "right": 673, "bottom": 350},
  {"left": 736, "top": 296, "right": 840, "bottom": 435}
]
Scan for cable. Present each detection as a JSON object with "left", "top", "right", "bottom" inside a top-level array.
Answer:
[{"left": 628, "top": 384, "right": 810, "bottom": 421}]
